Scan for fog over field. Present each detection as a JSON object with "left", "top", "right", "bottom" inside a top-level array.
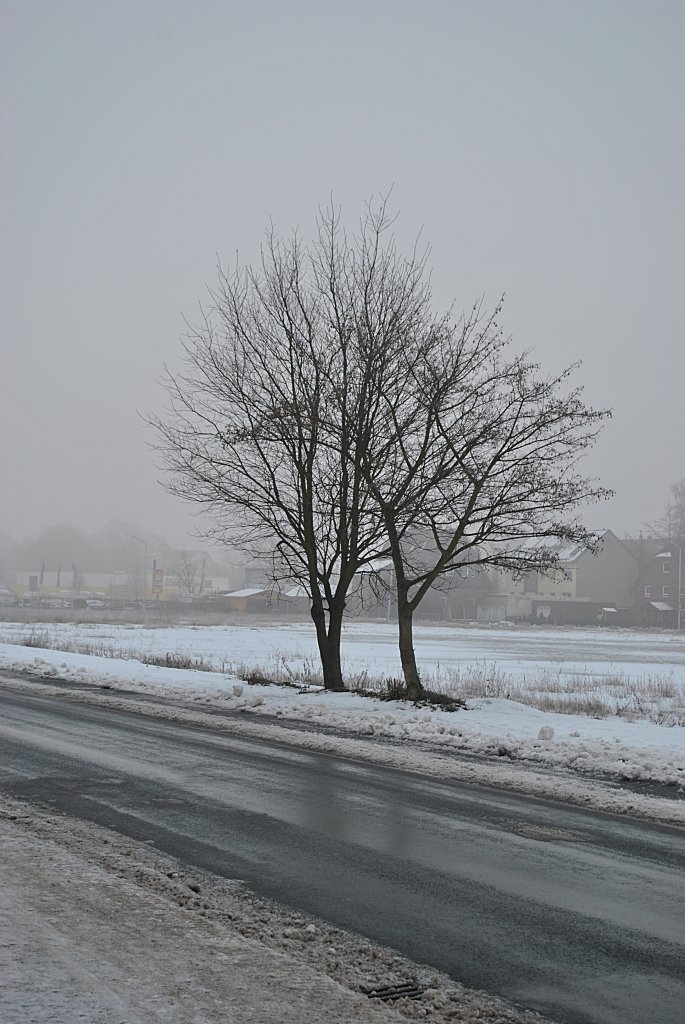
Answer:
[{"left": 2, "top": 0, "right": 683, "bottom": 545}]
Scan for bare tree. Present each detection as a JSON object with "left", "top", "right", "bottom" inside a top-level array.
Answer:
[
  {"left": 0, "top": 532, "right": 18, "bottom": 589},
  {"left": 153, "top": 198, "right": 610, "bottom": 699},
  {"left": 647, "top": 478, "right": 685, "bottom": 542},
  {"left": 174, "top": 551, "right": 207, "bottom": 596},
  {"left": 152, "top": 200, "right": 431, "bottom": 691},
  {"left": 358, "top": 305, "right": 611, "bottom": 699}
]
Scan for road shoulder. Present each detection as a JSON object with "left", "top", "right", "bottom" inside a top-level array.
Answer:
[{"left": 1, "top": 794, "right": 553, "bottom": 1024}]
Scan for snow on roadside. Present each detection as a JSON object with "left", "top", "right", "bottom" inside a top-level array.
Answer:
[{"left": 2, "top": 640, "right": 684, "bottom": 821}]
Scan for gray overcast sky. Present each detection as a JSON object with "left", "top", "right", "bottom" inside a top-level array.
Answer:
[{"left": 1, "top": 0, "right": 683, "bottom": 545}]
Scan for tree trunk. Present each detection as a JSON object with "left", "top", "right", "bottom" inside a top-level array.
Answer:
[
  {"left": 397, "top": 593, "right": 426, "bottom": 701},
  {"left": 311, "top": 599, "right": 346, "bottom": 692}
]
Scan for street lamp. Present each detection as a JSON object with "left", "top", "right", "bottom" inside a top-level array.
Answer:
[
  {"left": 676, "top": 541, "right": 683, "bottom": 632},
  {"left": 131, "top": 536, "right": 148, "bottom": 599}
]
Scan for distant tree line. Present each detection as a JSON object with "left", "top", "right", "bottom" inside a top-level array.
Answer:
[{"left": 0, "top": 522, "right": 170, "bottom": 577}]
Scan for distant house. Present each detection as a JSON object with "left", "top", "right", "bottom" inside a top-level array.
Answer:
[
  {"left": 222, "top": 587, "right": 270, "bottom": 612},
  {"left": 351, "top": 545, "right": 496, "bottom": 621},
  {"left": 484, "top": 530, "right": 639, "bottom": 625},
  {"left": 632, "top": 543, "right": 683, "bottom": 629},
  {"left": 563, "top": 530, "right": 638, "bottom": 606}
]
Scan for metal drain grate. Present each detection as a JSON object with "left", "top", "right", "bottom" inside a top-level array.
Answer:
[{"left": 360, "top": 980, "right": 425, "bottom": 1002}]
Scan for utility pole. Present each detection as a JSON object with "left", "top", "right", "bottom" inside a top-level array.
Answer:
[{"left": 677, "top": 542, "right": 683, "bottom": 632}]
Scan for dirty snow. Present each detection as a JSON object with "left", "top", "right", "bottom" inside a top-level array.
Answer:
[{"left": 0, "top": 795, "right": 555, "bottom": 1024}]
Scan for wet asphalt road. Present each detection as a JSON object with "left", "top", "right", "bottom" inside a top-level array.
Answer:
[{"left": 1, "top": 685, "right": 684, "bottom": 1024}]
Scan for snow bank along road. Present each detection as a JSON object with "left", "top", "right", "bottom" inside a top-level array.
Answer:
[
  {"left": 2, "top": 621, "right": 684, "bottom": 797},
  {"left": 1, "top": 683, "right": 684, "bottom": 1024}
]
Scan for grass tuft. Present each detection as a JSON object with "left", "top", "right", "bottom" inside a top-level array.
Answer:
[
  {"left": 139, "top": 651, "right": 211, "bottom": 672},
  {"left": 351, "top": 676, "right": 466, "bottom": 711},
  {"left": 20, "top": 629, "right": 52, "bottom": 649}
]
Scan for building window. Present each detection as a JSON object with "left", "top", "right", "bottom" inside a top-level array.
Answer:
[
  {"left": 644, "top": 586, "right": 651, "bottom": 598},
  {"left": 663, "top": 586, "right": 670, "bottom": 598},
  {"left": 663, "top": 561, "right": 670, "bottom": 573}
]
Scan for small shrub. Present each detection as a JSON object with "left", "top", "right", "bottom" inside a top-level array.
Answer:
[
  {"left": 21, "top": 630, "right": 53, "bottom": 649},
  {"left": 140, "top": 651, "right": 211, "bottom": 672},
  {"left": 379, "top": 677, "right": 408, "bottom": 701},
  {"left": 352, "top": 677, "right": 465, "bottom": 711},
  {"left": 530, "top": 694, "right": 610, "bottom": 718},
  {"left": 422, "top": 687, "right": 467, "bottom": 711},
  {"left": 240, "top": 668, "right": 281, "bottom": 687}
]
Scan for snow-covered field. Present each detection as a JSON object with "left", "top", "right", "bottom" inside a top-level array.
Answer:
[
  {"left": 1, "top": 620, "right": 683, "bottom": 719},
  {"left": 1, "top": 620, "right": 683, "bottom": 814},
  {"left": 2, "top": 619, "right": 682, "bottom": 684}
]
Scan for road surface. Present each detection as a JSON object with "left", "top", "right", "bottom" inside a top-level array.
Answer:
[{"left": 1, "top": 684, "right": 684, "bottom": 1024}]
